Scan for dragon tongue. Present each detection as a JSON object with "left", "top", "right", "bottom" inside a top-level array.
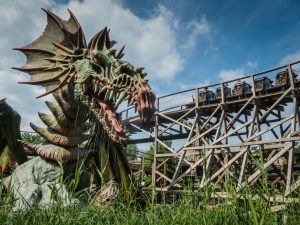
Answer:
[{"left": 93, "top": 95, "right": 123, "bottom": 133}]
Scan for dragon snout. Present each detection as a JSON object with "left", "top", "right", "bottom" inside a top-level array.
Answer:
[{"left": 135, "top": 82, "right": 155, "bottom": 125}]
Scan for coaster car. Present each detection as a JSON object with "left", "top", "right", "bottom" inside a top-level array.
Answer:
[
  {"left": 274, "top": 70, "right": 296, "bottom": 87},
  {"left": 216, "top": 86, "right": 231, "bottom": 99},
  {"left": 232, "top": 81, "right": 252, "bottom": 96},
  {"left": 199, "top": 89, "right": 216, "bottom": 103},
  {"left": 275, "top": 70, "right": 289, "bottom": 87},
  {"left": 254, "top": 76, "right": 273, "bottom": 93}
]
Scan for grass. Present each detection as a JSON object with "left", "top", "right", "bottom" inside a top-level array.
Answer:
[
  {"left": 1, "top": 152, "right": 300, "bottom": 225},
  {"left": 0, "top": 187, "right": 300, "bottom": 225}
]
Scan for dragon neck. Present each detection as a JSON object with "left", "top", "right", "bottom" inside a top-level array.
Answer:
[{"left": 32, "top": 83, "right": 89, "bottom": 148}]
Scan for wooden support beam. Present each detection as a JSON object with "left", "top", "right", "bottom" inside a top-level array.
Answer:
[
  {"left": 158, "top": 108, "right": 195, "bottom": 135},
  {"left": 285, "top": 97, "right": 297, "bottom": 196},
  {"left": 167, "top": 114, "right": 199, "bottom": 190},
  {"left": 200, "top": 110, "right": 225, "bottom": 188},
  {"left": 237, "top": 144, "right": 293, "bottom": 191}
]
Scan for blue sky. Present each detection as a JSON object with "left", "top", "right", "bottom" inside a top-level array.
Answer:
[
  {"left": 0, "top": 0, "right": 300, "bottom": 131},
  {"left": 125, "top": 0, "right": 300, "bottom": 93}
]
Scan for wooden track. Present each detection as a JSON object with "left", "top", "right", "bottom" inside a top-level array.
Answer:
[{"left": 122, "top": 60, "right": 300, "bottom": 202}]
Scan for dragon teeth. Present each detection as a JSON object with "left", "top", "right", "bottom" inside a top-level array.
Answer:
[
  {"left": 126, "top": 76, "right": 131, "bottom": 86},
  {"left": 104, "top": 90, "right": 111, "bottom": 102},
  {"left": 98, "top": 87, "right": 106, "bottom": 96},
  {"left": 124, "top": 95, "right": 130, "bottom": 101},
  {"left": 115, "top": 92, "right": 126, "bottom": 108},
  {"left": 109, "top": 90, "right": 114, "bottom": 101}
]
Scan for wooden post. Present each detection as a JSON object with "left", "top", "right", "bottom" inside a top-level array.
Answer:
[
  {"left": 151, "top": 97, "right": 159, "bottom": 203},
  {"left": 251, "top": 75, "right": 256, "bottom": 98},
  {"left": 285, "top": 97, "right": 297, "bottom": 196},
  {"left": 195, "top": 87, "right": 200, "bottom": 178}
]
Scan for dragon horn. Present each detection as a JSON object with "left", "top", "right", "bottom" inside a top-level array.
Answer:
[{"left": 95, "top": 27, "right": 107, "bottom": 51}]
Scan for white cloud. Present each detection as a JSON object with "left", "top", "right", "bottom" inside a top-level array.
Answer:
[
  {"left": 280, "top": 51, "right": 300, "bottom": 73},
  {"left": 246, "top": 61, "right": 258, "bottom": 69},
  {"left": 179, "top": 80, "right": 211, "bottom": 90},
  {"left": 0, "top": 0, "right": 55, "bottom": 131},
  {"left": 183, "top": 16, "right": 210, "bottom": 49},
  {"left": 218, "top": 68, "right": 245, "bottom": 82},
  {"left": 280, "top": 51, "right": 300, "bottom": 65},
  {"left": 53, "top": 1, "right": 183, "bottom": 80}
]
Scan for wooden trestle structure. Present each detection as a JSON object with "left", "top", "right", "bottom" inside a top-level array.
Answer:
[{"left": 122, "top": 60, "right": 300, "bottom": 202}]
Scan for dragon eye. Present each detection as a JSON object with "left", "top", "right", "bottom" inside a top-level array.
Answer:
[{"left": 92, "top": 56, "right": 100, "bottom": 65}]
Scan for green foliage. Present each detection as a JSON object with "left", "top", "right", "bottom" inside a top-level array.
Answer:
[
  {"left": 126, "top": 144, "right": 138, "bottom": 161},
  {"left": 21, "top": 132, "right": 43, "bottom": 144},
  {"left": 143, "top": 141, "right": 177, "bottom": 185},
  {"left": 144, "top": 140, "right": 173, "bottom": 168}
]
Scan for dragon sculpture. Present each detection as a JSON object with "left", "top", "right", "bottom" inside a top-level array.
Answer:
[{"left": 13, "top": 9, "right": 155, "bottom": 193}]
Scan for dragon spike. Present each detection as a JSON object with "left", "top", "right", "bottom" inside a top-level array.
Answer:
[
  {"left": 12, "top": 66, "right": 49, "bottom": 72},
  {"left": 18, "top": 68, "right": 70, "bottom": 85},
  {"left": 18, "top": 140, "right": 40, "bottom": 154},
  {"left": 36, "top": 67, "right": 75, "bottom": 98},
  {"left": 105, "top": 27, "right": 111, "bottom": 49},
  {"left": 30, "top": 122, "right": 89, "bottom": 147},
  {"left": 116, "top": 45, "right": 125, "bottom": 59},
  {"left": 67, "top": 9, "right": 87, "bottom": 48},
  {"left": 95, "top": 27, "right": 107, "bottom": 51},
  {"left": 13, "top": 47, "right": 56, "bottom": 56},
  {"left": 52, "top": 42, "right": 74, "bottom": 54},
  {"left": 88, "top": 30, "right": 101, "bottom": 50},
  {"left": 36, "top": 86, "right": 60, "bottom": 99},
  {"left": 110, "top": 40, "right": 117, "bottom": 47},
  {"left": 42, "top": 8, "right": 64, "bottom": 29}
]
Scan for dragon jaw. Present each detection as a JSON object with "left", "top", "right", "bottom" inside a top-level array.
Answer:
[{"left": 75, "top": 58, "right": 155, "bottom": 143}]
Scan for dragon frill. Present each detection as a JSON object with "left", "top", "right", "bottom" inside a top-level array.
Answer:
[{"left": 13, "top": 9, "right": 155, "bottom": 165}]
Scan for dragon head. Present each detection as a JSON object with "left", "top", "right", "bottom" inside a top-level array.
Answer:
[{"left": 13, "top": 9, "right": 155, "bottom": 143}]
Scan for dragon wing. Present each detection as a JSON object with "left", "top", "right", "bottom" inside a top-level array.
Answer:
[{"left": 13, "top": 9, "right": 87, "bottom": 98}]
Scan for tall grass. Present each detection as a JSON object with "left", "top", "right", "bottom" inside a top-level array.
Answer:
[
  {"left": 0, "top": 191, "right": 299, "bottom": 225},
  {"left": 1, "top": 176, "right": 300, "bottom": 225},
  {"left": 1, "top": 152, "right": 300, "bottom": 225}
]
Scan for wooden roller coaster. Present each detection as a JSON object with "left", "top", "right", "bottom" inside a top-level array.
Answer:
[{"left": 121, "top": 60, "right": 300, "bottom": 203}]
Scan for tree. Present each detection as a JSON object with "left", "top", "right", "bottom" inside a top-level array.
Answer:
[
  {"left": 21, "top": 132, "right": 43, "bottom": 144},
  {"left": 144, "top": 140, "right": 175, "bottom": 173},
  {"left": 126, "top": 144, "right": 139, "bottom": 161}
]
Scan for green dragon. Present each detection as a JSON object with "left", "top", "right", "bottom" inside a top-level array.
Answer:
[{"left": 13, "top": 9, "right": 155, "bottom": 193}]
